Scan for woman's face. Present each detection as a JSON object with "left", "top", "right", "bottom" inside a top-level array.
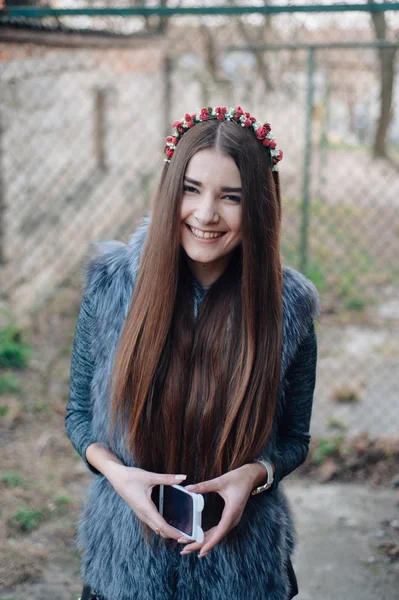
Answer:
[{"left": 180, "top": 148, "right": 242, "bottom": 286}]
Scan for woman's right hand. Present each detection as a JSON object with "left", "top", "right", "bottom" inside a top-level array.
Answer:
[
  {"left": 85, "top": 442, "right": 187, "bottom": 539},
  {"left": 105, "top": 462, "right": 187, "bottom": 540}
]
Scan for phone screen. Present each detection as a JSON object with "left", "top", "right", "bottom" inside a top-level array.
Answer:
[{"left": 163, "top": 486, "right": 194, "bottom": 536}]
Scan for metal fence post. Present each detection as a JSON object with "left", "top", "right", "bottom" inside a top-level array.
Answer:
[
  {"left": 163, "top": 55, "right": 173, "bottom": 139},
  {"left": 94, "top": 88, "right": 108, "bottom": 172},
  {"left": 300, "top": 46, "right": 315, "bottom": 274},
  {"left": 0, "top": 107, "right": 4, "bottom": 266},
  {"left": 318, "top": 71, "right": 331, "bottom": 204}
]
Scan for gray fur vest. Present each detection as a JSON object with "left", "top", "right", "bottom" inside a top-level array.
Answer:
[{"left": 77, "top": 217, "right": 320, "bottom": 600}]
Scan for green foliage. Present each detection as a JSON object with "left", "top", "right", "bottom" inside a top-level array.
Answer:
[
  {"left": 59, "top": 345, "right": 72, "bottom": 357},
  {"left": 327, "top": 417, "right": 348, "bottom": 432},
  {"left": 344, "top": 297, "right": 366, "bottom": 311},
  {"left": 8, "top": 506, "right": 44, "bottom": 532},
  {"left": 54, "top": 494, "right": 72, "bottom": 506},
  {"left": 53, "top": 494, "right": 73, "bottom": 516},
  {"left": 0, "top": 405, "right": 9, "bottom": 416},
  {"left": 31, "top": 400, "right": 50, "bottom": 413},
  {"left": 0, "top": 318, "right": 31, "bottom": 369},
  {"left": 333, "top": 387, "right": 360, "bottom": 404},
  {"left": 281, "top": 196, "right": 391, "bottom": 309},
  {"left": 312, "top": 435, "right": 345, "bottom": 465},
  {"left": 0, "top": 372, "right": 22, "bottom": 395},
  {"left": 2, "top": 471, "right": 24, "bottom": 487},
  {"left": 303, "top": 258, "right": 328, "bottom": 293}
]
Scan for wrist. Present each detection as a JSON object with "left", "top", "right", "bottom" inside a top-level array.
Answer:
[
  {"left": 85, "top": 442, "right": 125, "bottom": 482},
  {"left": 251, "top": 459, "right": 275, "bottom": 494},
  {"left": 240, "top": 462, "right": 272, "bottom": 489},
  {"left": 102, "top": 459, "right": 126, "bottom": 484}
]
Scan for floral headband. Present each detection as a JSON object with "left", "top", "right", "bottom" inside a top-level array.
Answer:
[{"left": 164, "top": 105, "right": 283, "bottom": 171}]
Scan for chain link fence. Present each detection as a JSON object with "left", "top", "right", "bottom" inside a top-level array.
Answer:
[{"left": 1, "top": 2, "right": 398, "bottom": 442}]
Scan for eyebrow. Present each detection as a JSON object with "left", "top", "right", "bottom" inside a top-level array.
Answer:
[{"left": 184, "top": 176, "right": 242, "bottom": 193}]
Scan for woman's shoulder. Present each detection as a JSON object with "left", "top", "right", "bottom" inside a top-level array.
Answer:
[
  {"left": 82, "top": 216, "right": 150, "bottom": 297},
  {"left": 82, "top": 239, "right": 129, "bottom": 298},
  {"left": 282, "top": 265, "right": 321, "bottom": 320}
]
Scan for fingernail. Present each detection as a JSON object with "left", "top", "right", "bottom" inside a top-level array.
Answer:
[
  {"left": 175, "top": 474, "right": 187, "bottom": 480},
  {"left": 185, "top": 484, "right": 195, "bottom": 490},
  {"left": 180, "top": 550, "right": 189, "bottom": 555}
]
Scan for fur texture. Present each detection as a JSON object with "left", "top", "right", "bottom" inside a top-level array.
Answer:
[{"left": 77, "top": 216, "right": 320, "bottom": 600}]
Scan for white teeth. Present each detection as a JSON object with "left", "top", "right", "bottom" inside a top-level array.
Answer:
[{"left": 189, "top": 226, "right": 223, "bottom": 240}]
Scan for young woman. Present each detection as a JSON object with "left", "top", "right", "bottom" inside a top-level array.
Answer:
[{"left": 66, "top": 106, "right": 320, "bottom": 600}]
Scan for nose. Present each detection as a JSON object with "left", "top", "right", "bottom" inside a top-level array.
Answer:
[{"left": 194, "top": 195, "right": 219, "bottom": 225}]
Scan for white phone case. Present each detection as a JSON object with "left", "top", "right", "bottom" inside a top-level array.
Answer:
[{"left": 159, "top": 483, "right": 205, "bottom": 543}]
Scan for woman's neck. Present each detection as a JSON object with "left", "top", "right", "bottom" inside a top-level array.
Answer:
[{"left": 185, "top": 255, "right": 229, "bottom": 287}]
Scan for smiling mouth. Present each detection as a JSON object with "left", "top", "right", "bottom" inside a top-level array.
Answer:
[{"left": 186, "top": 224, "right": 226, "bottom": 240}]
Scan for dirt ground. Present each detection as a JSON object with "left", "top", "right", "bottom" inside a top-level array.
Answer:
[
  {"left": 288, "top": 480, "right": 399, "bottom": 600},
  {"left": 1, "top": 284, "right": 398, "bottom": 600}
]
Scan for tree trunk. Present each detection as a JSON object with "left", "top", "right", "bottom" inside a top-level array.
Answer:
[
  {"left": 368, "top": 0, "right": 397, "bottom": 159},
  {"left": 374, "top": 46, "right": 396, "bottom": 158}
]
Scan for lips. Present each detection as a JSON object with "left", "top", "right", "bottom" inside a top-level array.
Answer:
[{"left": 186, "top": 224, "right": 226, "bottom": 240}]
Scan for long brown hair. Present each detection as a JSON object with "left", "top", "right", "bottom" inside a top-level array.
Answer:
[{"left": 111, "top": 119, "right": 282, "bottom": 525}]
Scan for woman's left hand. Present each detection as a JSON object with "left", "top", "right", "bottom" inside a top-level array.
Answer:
[{"left": 175, "top": 462, "right": 266, "bottom": 558}]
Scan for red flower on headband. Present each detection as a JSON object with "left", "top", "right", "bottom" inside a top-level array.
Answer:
[
  {"left": 256, "top": 126, "right": 269, "bottom": 140},
  {"left": 183, "top": 114, "right": 195, "bottom": 127},
  {"left": 232, "top": 106, "right": 245, "bottom": 121},
  {"left": 200, "top": 108, "right": 211, "bottom": 120},
  {"left": 172, "top": 120, "right": 185, "bottom": 135},
  {"left": 269, "top": 140, "right": 277, "bottom": 149},
  {"left": 214, "top": 106, "right": 227, "bottom": 121},
  {"left": 165, "top": 147, "right": 174, "bottom": 159}
]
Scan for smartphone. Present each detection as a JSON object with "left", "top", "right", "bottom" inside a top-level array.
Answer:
[{"left": 158, "top": 484, "right": 204, "bottom": 543}]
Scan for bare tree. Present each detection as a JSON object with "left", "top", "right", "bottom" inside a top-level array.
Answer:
[
  {"left": 368, "top": 0, "right": 397, "bottom": 159},
  {"left": 229, "top": 0, "right": 274, "bottom": 92}
]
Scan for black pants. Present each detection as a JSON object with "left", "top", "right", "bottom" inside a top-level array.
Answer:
[
  {"left": 80, "top": 586, "right": 100, "bottom": 600},
  {"left": 287, "top": 556, "right": 299, "bottom": 598},
  {"left": 80, "top": 586, "right": 102, "bottom": 600}
]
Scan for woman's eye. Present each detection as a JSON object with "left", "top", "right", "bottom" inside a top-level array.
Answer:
[
  {"left": 223, "top": 195, "right": 241, "bottom": 203},
  {"left": 183, "top": 185, "right": 199, "bottom": 193}
]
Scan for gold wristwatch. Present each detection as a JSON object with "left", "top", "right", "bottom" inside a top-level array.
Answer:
[{"left": 250, "top": 459, "right": 274, "bottom": 495}]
